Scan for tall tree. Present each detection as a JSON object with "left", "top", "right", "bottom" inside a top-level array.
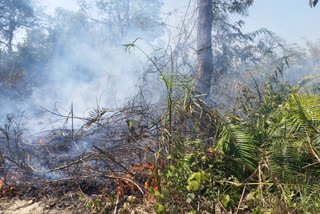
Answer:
[
  {"left": 310, "top": 0, "right": 319, "bottom": 7},
  {"left": 197, "top": 0, "right": 317, "bottom": 98},
  {"left": 197, "top": 0, "right": 213, "bottom": 97},
  {"left": 196, "top": 0, "right": 254, "bottom": 98},
  {"left": 0, "top": 0, "right": 35, "bottom": 54}
]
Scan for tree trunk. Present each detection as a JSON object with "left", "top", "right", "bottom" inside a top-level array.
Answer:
[
  {"left": 7, "top": 17, "right": 14, "bottom": 54},
  {"left": 197, "top": 0, "right": 213, "bottom": 98}
]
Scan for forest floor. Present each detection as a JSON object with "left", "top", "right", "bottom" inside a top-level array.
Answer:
[
  {"left": 0, "top": 197, "right": 152, "bottom": 214},
  {"left": 0, "top": 198, "right": 73, "bottom": 214}
]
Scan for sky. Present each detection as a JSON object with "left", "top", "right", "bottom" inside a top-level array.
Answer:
[
  {"left": 43, "top": 0, "right": 320, "bottom": 45},
  {"left": 242, "top": 0, "right": 320, "bottom": 45}
]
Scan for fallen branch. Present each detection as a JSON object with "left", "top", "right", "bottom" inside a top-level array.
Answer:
[
  {"left": 236, "top": 185, "right": 246, "bottom": 214},
  {"left": 48, "top": 153, "right": 97, "bottom": 172},
  {"left": 113, "top": 193, "right": 120, "bottom": 214},
  {"left": 103, "top": 174, "right": 145, "bottom": 196},
  {"left": 93, "top": 145, "right": 130, "bottom": 172}
]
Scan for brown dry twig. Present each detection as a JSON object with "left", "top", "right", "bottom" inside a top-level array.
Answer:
[{"left": 48, "top": 153, "right": 97, "bottom": 172}]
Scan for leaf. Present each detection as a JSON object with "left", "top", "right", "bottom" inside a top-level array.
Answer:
[
  {"left": 186, "top": 193, "right": 195, "bottom": 204},
  {"left": 221, "top": 194, "right": 230, "bottom": 208},
  {"left": 154, "top": 191, "right": 165, "bottom": 200},
  {"left": 169, "top": 165, "right": 176, "bottom": 172},
  {"left": 186, "top": 197, "right": 193, "bottom": 204},
  {"left": 156, "top": 203, "right": 165, "bottom": 214},
  {"left": 187, "top": 180, "right": 199, "bottom": 191},
  {"left": 188, "top": 172, "right": 201, "bottom": 184},
  {"left": 246, "top": 191, "right": 256, "bottom": 201},
  {"left": 154, "top": 191, "right": 161, "bottom": 197},
  {"left": 165, "top": 170, "right": 174, "bottom": 178},
  {"left": 123, "top": 38, "right": 139, "bottom": 52}
]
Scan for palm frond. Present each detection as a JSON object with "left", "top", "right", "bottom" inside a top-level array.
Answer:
[{"left": 218, "top": 123, "right": 258, "bottom": 170}]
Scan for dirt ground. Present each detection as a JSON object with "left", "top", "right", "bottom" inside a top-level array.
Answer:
[{"left": 0, "top": 198, "right": 79, "bottom": 214}]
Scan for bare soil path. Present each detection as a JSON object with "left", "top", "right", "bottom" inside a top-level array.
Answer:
[{"left": 0, "top": 198, "right": 78, "bottom": 214}]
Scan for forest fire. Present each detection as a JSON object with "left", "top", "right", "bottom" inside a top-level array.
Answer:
[
  {"left": 38, "top": 138, "right": 45, "bottom": 145},
  {"left": 0, "top": 164, "right": 5, "bottom": 189},
  {"left": 0, "top": 174, "right": 17, "bottom": 197},
  {"left": 0, "top": 0, "right": 320, "bottom": 213},
  {"left": 0, "top": 105, "right": 159, "bottom": 212}
]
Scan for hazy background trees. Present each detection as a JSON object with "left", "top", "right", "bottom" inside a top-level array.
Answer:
[
  {"left": 77, "top": 0, "right": 164, "bottom": 45},
  {"left": 0, "top": 0, "right": 319, "bottom": 124},
  {"left": 0, "top": 0, "right": 37, "bottom": 102},
  {"left": 197, "top": 0, "right": 255, "bottom": 99},
  {"left": 310, "top": 0, "right": 319, "bottom": 7},
  {"left": 0, "top": 0, "right": 35, "bottom": 53},
  {"left": 0, "top": 0, "right": 167, "bottom": 131}
]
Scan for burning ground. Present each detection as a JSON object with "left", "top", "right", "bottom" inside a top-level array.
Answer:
[
  {"left": 0, "top": 101, "right": 165, "bottom": 213},
  {"left": 1, "top": 0, "right": 320, "bottom": 213}
]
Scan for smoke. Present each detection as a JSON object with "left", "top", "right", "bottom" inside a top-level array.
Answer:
[
  {"left": 29, "top": 39, "right": 141, "bottom": 119},
  {"left": 0, "top": 5, "right": 166, "bottom": 135},
  {"left": 1, "top": 1, "right": 319, "bottom": 134},
  {"left": 0, "top": 0, "right": 193, "bottom": 134},
  {"left": 1, "top": 1, "right": 319, "bottom": 183}
]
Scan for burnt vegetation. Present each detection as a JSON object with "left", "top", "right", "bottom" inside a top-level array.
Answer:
[{"left": 0, "top": 0, "right": 320, "bottom": 213}]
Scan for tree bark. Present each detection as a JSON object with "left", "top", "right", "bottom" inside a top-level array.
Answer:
[
  {"left": 7, "top": 16, "right": 14, "bottom": 54},
  {"left": 197, "top": 0, "right": 213, "bottom": 98}
]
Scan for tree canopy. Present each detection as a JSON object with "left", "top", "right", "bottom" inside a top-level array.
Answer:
[
  {"left": 310, "top": 0, "right": 319, "bottom": 7},
  {"left": 78, "top": 0, "right": 164, "bottom": 44},
  {"left": 0, "top": 0, "right": 35, "bottom": 53}
]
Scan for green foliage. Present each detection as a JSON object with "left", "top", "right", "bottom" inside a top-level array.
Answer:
[
  {"left": 148, "top": 55, "right": 320, "bottom": 213},
  {"left": 84, "top": 198, "right": 102, "bottom": 212},
  {"left": 155, "top": 203, "right": 165, "bottom": 214}
]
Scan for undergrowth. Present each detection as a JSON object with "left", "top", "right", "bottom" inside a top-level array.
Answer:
[
  {"left": 1, "top": 43, "right": 319, "bottom": 214},
  {"left": 127, "top": 44, "right": 320, "bottom": 213}
]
